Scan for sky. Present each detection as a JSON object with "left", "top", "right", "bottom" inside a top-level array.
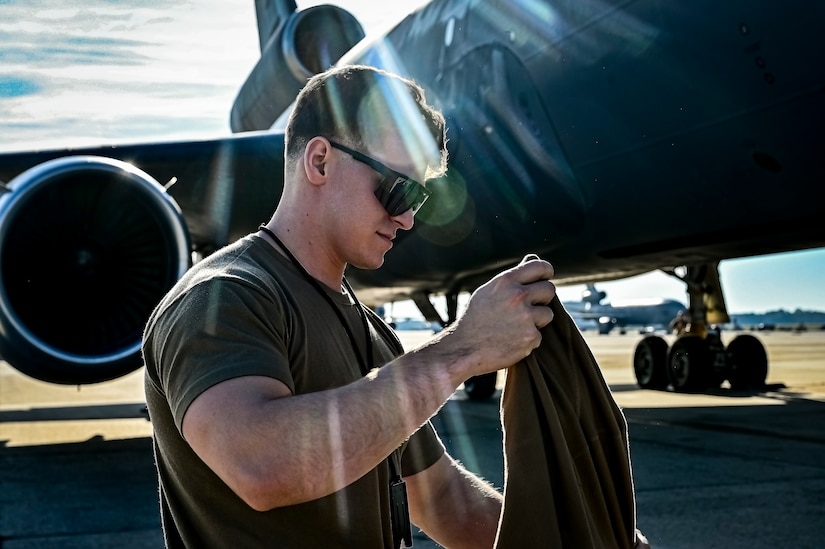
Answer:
[{"left": 1, "top": 0, "right": 822, "bottom": 314}]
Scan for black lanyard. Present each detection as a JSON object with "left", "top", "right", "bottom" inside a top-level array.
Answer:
[{"left": 258, "top": 225, "right": 373, "bottom": 375}]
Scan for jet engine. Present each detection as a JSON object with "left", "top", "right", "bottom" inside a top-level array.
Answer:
[
  {"left": 0, "top": 156, "right": 191, "bottom": 384},
  {"left": 230, "top": 4, "right": 365, "bottom": 132}
]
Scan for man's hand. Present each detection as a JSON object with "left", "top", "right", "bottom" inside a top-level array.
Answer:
[{"left": 439, "top": 254, "right": 555, "bottom": 376}]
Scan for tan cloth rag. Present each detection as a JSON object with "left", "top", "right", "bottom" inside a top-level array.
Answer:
[{"left": 495, "top": 297, "right": 637, "bottom": 548}]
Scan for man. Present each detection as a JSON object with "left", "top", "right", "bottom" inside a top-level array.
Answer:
[{"left": 143, "top": 64, "right": 556, "bottom": 547}]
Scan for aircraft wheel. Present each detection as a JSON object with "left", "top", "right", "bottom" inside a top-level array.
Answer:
[
  {"left": 464, "top": 372, "right": 497, "bottom": 401},
  {"left": 667, "top": 336, "right": 711, "bottom": 391},
  {"left": 727, "top": 334, "right": 768, "bottom": 389},
  {"left": 633, "top": 335, "right": 669, "bottom": 389}
]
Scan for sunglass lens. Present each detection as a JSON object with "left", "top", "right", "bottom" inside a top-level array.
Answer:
[{"left": 379, "top": 179, "right": 428, "bottom": 217}]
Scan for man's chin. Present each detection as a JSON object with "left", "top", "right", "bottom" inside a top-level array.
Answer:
[{"left": 351, "top": 255, "right": 386, "bottom": 271}]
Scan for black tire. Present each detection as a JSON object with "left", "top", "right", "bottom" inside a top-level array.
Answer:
[
  {"left": 633, "top": 335, "right": 669, "bottom": 389},
  {"left": 727, "top": 334, "right": 768, "bottom": 389},
  {"left": 667, "top": 336, "right": 711, "bottom": 391},
  {"left": 464, "top": 372, "right": 498, "bottom": 400}
]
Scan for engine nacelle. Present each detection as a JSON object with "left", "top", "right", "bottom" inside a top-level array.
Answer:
[
  {"left": 0, "top": 156, "right": 191, "bottom": 384},
  {"left": 230, "top": 5, "right": 365, "bottom": 132}
]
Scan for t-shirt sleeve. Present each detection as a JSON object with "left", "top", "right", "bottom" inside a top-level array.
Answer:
[
  {"left": 401, "top": 420, "right": 446, "bottom": 477},
  {"left": 154, "top": 277, "right": 294, "bottom": 434}
]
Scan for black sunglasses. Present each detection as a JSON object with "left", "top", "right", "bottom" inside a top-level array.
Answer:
[{"left": 328, "top": 140, "right": 431, "bottom": 217}]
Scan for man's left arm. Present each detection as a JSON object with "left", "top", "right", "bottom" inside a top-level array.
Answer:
[{"left": 405, "top": 453, "right": 503, "bottom": 548}]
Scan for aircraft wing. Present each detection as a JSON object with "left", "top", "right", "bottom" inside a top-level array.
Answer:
[{"left": 1, "top": 0, "right": 824, "bottom": 384}]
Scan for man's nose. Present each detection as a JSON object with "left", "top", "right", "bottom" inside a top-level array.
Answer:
[{"left": 393, "top": 208, "right": 415, "bottom": 230}]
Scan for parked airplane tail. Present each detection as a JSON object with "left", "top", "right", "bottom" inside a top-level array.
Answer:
[{"left": 230, "top": 3, "right": 365, "bottom": 132}]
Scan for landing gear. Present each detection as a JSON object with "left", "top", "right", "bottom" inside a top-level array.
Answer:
[
  {"left": 666, "top": 335, "right": 712, "bottom": 391},
  {"left": 464, "top": 373, "right": 498, "bottom": 401},
  {"left": 727, "top": 334, "right": 768, "bottom": 389},
  {"left": 634, "top": 330, "right": 767, "bottom": 392},
  {"left": 632, "top": 262, "right": 768, "bottom": 392},
  {"left": 633, "top": 335, "right": 668, "bottom": 389}
]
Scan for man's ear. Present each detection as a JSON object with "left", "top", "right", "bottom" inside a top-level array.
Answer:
[{"left": 303, "top": 137, "right": 331, "bottom": 185}]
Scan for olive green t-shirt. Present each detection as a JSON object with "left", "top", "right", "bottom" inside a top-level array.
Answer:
[{"left": 143, "top": 235, "right": 445, "bottom": 548}]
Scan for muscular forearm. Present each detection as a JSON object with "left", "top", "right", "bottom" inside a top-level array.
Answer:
[
  {"left": 189, "top": 336, "right": 482, "bottom": 511},
  {"left": 272, "top": 358, "right": 461, "bottom": 505},
  {"left": 408, "top": 455, "right": 503, "bottom": 548}
]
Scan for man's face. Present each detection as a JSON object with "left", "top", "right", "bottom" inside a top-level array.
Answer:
[
  {"left": 325, "top": 130, "right": 427, "bottom": 271},
  {"left": 328, "top": 141, "right": 431, "bottom": 218}
]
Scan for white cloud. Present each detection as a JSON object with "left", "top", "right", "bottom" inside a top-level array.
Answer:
[{"left": 0, "top": 0, "right": 260, "bottom": 150}]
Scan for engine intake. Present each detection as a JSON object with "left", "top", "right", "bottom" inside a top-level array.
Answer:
[{"left": 0, "top": 156, "right": 190, "bottom": 384}]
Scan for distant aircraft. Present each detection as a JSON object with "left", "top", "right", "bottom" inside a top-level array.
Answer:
[
  {"left": 1, "top": 0, "right": 823, "bottom": 401},
  {"left": 564, "top": 285, "right": 685, "bottom": 335}
]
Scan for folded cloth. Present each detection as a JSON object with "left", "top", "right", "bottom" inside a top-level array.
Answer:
[{"left": 495, "top": 297, "right": 637, "bottom": 548}]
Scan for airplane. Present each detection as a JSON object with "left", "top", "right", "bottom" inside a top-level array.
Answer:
[
  {"left": 564, "top": 284, "right": 685, "bottom": 335},
  {"left": 1, "top": 0, "right": 824, "bottom": 402}
]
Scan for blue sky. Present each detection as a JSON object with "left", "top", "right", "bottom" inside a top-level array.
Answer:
[{"left": 1, "top": 0, "right": 822, "bottom": 314}]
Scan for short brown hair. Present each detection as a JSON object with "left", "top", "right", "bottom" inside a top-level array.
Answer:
[{"left": 284, "top": 65, "right": 448, "bottom": 180}]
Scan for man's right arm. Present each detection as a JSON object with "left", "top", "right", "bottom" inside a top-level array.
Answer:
[{"left": 181, "top": 257, "right": 556, "bottom": 511}]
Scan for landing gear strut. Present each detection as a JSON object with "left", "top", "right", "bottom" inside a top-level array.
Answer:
[
  {"left": 633, "top": 335, "right": 668, "bottom": 389},
  {"left": 632, "top": 263, "right": 768, "bottom": 392}
]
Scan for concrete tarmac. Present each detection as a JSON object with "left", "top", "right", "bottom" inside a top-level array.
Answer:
[{"left": 1, "top": 330, "right": 823, "bottom": 548}]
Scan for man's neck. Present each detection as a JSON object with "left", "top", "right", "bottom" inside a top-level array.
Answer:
[{"left": 259, "top": 221, "right": 345, "bottom": 293}]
